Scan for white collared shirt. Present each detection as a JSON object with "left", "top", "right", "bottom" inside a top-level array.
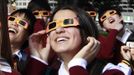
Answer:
[
  {"left": 13, "top": 50, "right": 22, "bottom": 61},
  {"left": 58, "top": 58, "right": 87, "bottom": 75},
  {"left": 0, "top": 57, "right": 12, "bottom": 73}
]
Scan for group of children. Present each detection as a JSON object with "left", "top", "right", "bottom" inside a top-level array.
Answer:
[{"left": 0, "top": 0, "right": 134, "bottom": 75}]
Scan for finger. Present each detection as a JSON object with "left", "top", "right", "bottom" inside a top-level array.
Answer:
[
  {"left": 29, "top": 30, "right": 46, "bottom": 43},
  {"left": 121, "top": 46, "right": 131, "bottom": 60},
  {"left": 83, "top": 37, "right": 94, "bottom": 51},
  {"left": 88, "top": 37, "right": 100, "bottom": 52},
  {"left": 88, "top": 39, "right": 100, "bottom": 57},
  {"left": 45, "top": 36, "right": 51, "bottom": 50},
  {"left": 36, "top": 30, "right": 46, "bottom": 35},
  {"left": 73, "top": 37, "right": 94, "bottom": 58}
]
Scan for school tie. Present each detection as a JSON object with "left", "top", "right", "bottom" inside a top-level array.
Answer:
[{"left": 13, "top": 55, "right": 19, "bottom": 70}]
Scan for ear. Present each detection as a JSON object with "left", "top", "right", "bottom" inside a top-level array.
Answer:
[
  {"left": 119, "top": 16, "right": 123, "bottom": 21},
  {"left": 119, "top": 16, "right": 124, "bottom": 24}
]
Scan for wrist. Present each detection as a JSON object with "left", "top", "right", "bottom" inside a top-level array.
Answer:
[{"left": 121, "top": 59, "right": 130, "bottom": 66}]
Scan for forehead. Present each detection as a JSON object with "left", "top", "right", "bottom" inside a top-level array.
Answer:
[
  {"left": 104, "top": 10, "right": 116, "bottom": 14},
  {"left": 53, "top": 9, "right": 77, "bottom": 20},
  {"left": 12, "top": 13, "right": 26, "bottom": 19},
  {"left": 11, "top": 13, "right": 29, "bottom": 22}
]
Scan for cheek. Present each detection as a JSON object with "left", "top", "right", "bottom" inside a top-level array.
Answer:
[
  {"left": 48, "top": 33, "right": 55, "bottom": 43},
  {"left": 102, "top": 21, "right": 109, "bottom": 28},
  {"left": 8, "top": 21, "right": 12, "bottom": 26},
  {"left": 49, "top": 32, "right": 54, "bottom": 38},
  {"left": 43, "top": 17, "right": 47, "bottom": 21},
  {"left": 131, "top": 49, "right": 134, "bottom": 54}
]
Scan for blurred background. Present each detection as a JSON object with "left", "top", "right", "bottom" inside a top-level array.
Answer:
[{"left": 8, "top": 0, "right": 134, "bottom": 30}]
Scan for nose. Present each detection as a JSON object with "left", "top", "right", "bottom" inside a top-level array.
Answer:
[
  {"left": 11, "top": 21, "right": 19, "bottom": 27},
  {"left": 107, "top": 16, "right": 113, "bottom": 20},
  {"left": 55, "top": 27, "right": 65, "bottom": 34},
  {"left": 38, "top": 14, "right": 43, "bottom": 19}
]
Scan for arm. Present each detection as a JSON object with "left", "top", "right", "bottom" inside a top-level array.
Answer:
[
  {"left": 102, "top": 62, "right": 132, "bottom": 75},
  {"left": 69, "top": 66, "right": 89, "bottom": 75},
  {"left": 24, "top": 30, "right": 51, "bottom": 75},
  {"left": 68, "top": 58, "right": 89, "bottom": 75},
  {"left": 102, "top": 43, "right": 133, "bottom": 75},
  {"left": 102, "top": 69, "right": 124, "bottom": 75},
  {"left": 69, "top": 37, "right": 100, "bottom": 75},
  {"left": 24, "top": 57, "right": 48, "bottom": 75},
  {"left": 97, "top": 16, "right": 123, "bottom": 60},
  {"left": 97, "top": 29, "right": 119, "bottom": 60}
]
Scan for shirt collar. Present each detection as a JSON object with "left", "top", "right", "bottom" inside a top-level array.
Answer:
[
  {"left": 58, "top": 62, "right": 69, "bottom": 75},
  {"left": 0, "top": 57, "right": 12, "bottom": 73},
  {"left": 13, "top": 50, "right": 22, "bottom": 61}
]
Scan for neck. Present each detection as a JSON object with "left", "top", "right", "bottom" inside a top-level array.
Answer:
[
  {"left": 60, "top": 52, "right": 76, "bottom": 70},
  {"left": 10, "top": 43, "right": 22, "bottom": 53}
]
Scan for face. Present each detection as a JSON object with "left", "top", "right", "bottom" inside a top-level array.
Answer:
[
  {"left": 48, "top": 10, "right": 82, "bottom": 55},
  {"left": 33, "top": 10, "right": 50, "bottom": 22},
  {"left": 8, "top": 13, "right": 29, "bottom": 44},
  {"left": 102, "top": 10, "right": 123, "bottom": 30}
]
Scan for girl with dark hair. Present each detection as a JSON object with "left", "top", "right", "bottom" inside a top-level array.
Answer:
[
  {"left": 27, "top": 0, "right": 51, "bottom": 21},
  {"left": 0, "top": 0, "right": 20, "bottom": 74},
  {"left": 25, "top": 5, "right": 131, "bottom": 75},
  {"left": 27, "top": 0, "right": 51, "bottom": 32},
  {"left": 8, "top": 8, "right": 36, "bottom": 74}
]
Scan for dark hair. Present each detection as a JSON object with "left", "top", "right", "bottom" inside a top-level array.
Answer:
[
  {"left": 48, "top": 5, "right": 99, "bottom": 45},
  {"left": 58, "top": 0, "right": 96, "bottom": 11},
  {"left": 27, "top": 0, "right": 51, "bottom": 12},
  {"left": 10, "top": 8, "right": 36, "bottom": 35},
  {"left": 0, "top": 0, "right": 13, "bottom": 68},
  {"left": 82, "top": 3, "right": 96, "bottom": 12},
  {"left": 98, "top": 5, "right": 122, "bottom": 26}
]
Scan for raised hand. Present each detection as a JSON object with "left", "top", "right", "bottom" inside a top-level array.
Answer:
[
  {"left": 29, "top": 30, "right": 51, "bottom": 63},
  {"left": 73, "top": 37, "right": 100, "bottom": 63},
  {"left": 121, "top": 45, "right": 131, "bottom": 61}
]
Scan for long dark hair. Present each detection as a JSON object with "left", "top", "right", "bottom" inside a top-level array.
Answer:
[
  {"left": 48, "top": 5, "right": 99, "bottom": 45},
  {"left": 0, "top": 0, "right": 13, "bottom": 68}
]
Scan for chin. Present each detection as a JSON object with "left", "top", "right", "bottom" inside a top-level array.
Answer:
[{"left": 54, "top": 47, "right": 69, "bottom": 53}]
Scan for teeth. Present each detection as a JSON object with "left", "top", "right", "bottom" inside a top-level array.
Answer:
[
  {"left": 57, "top": 37, "right": 67, "bottom": 42},
  {"left": 8, "top": 28, "right": 17, "bottom": 33},
  {"left": 109, "top": 19, "right": 115, "bottom": 23}
]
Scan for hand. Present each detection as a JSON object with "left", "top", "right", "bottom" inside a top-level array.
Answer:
[
  {"left": 73, "top": 37, "right": 100, "bottom": 63},
  {"left": 121, "top": 45, "right": 131, "bottom": 61},
  {"left": 29, "top": 30, "right": 51, "bottom": 62}
]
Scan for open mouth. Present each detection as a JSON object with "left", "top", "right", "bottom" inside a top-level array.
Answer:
[
  {"left": 109, "top": 19, "right": 115, "bottom": 23},
  {"left": 8, "top": 28, "right": 18, "bottom": 34},
  {"left": 56, "top": 36, "right": 69, "bottom": 43}
]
